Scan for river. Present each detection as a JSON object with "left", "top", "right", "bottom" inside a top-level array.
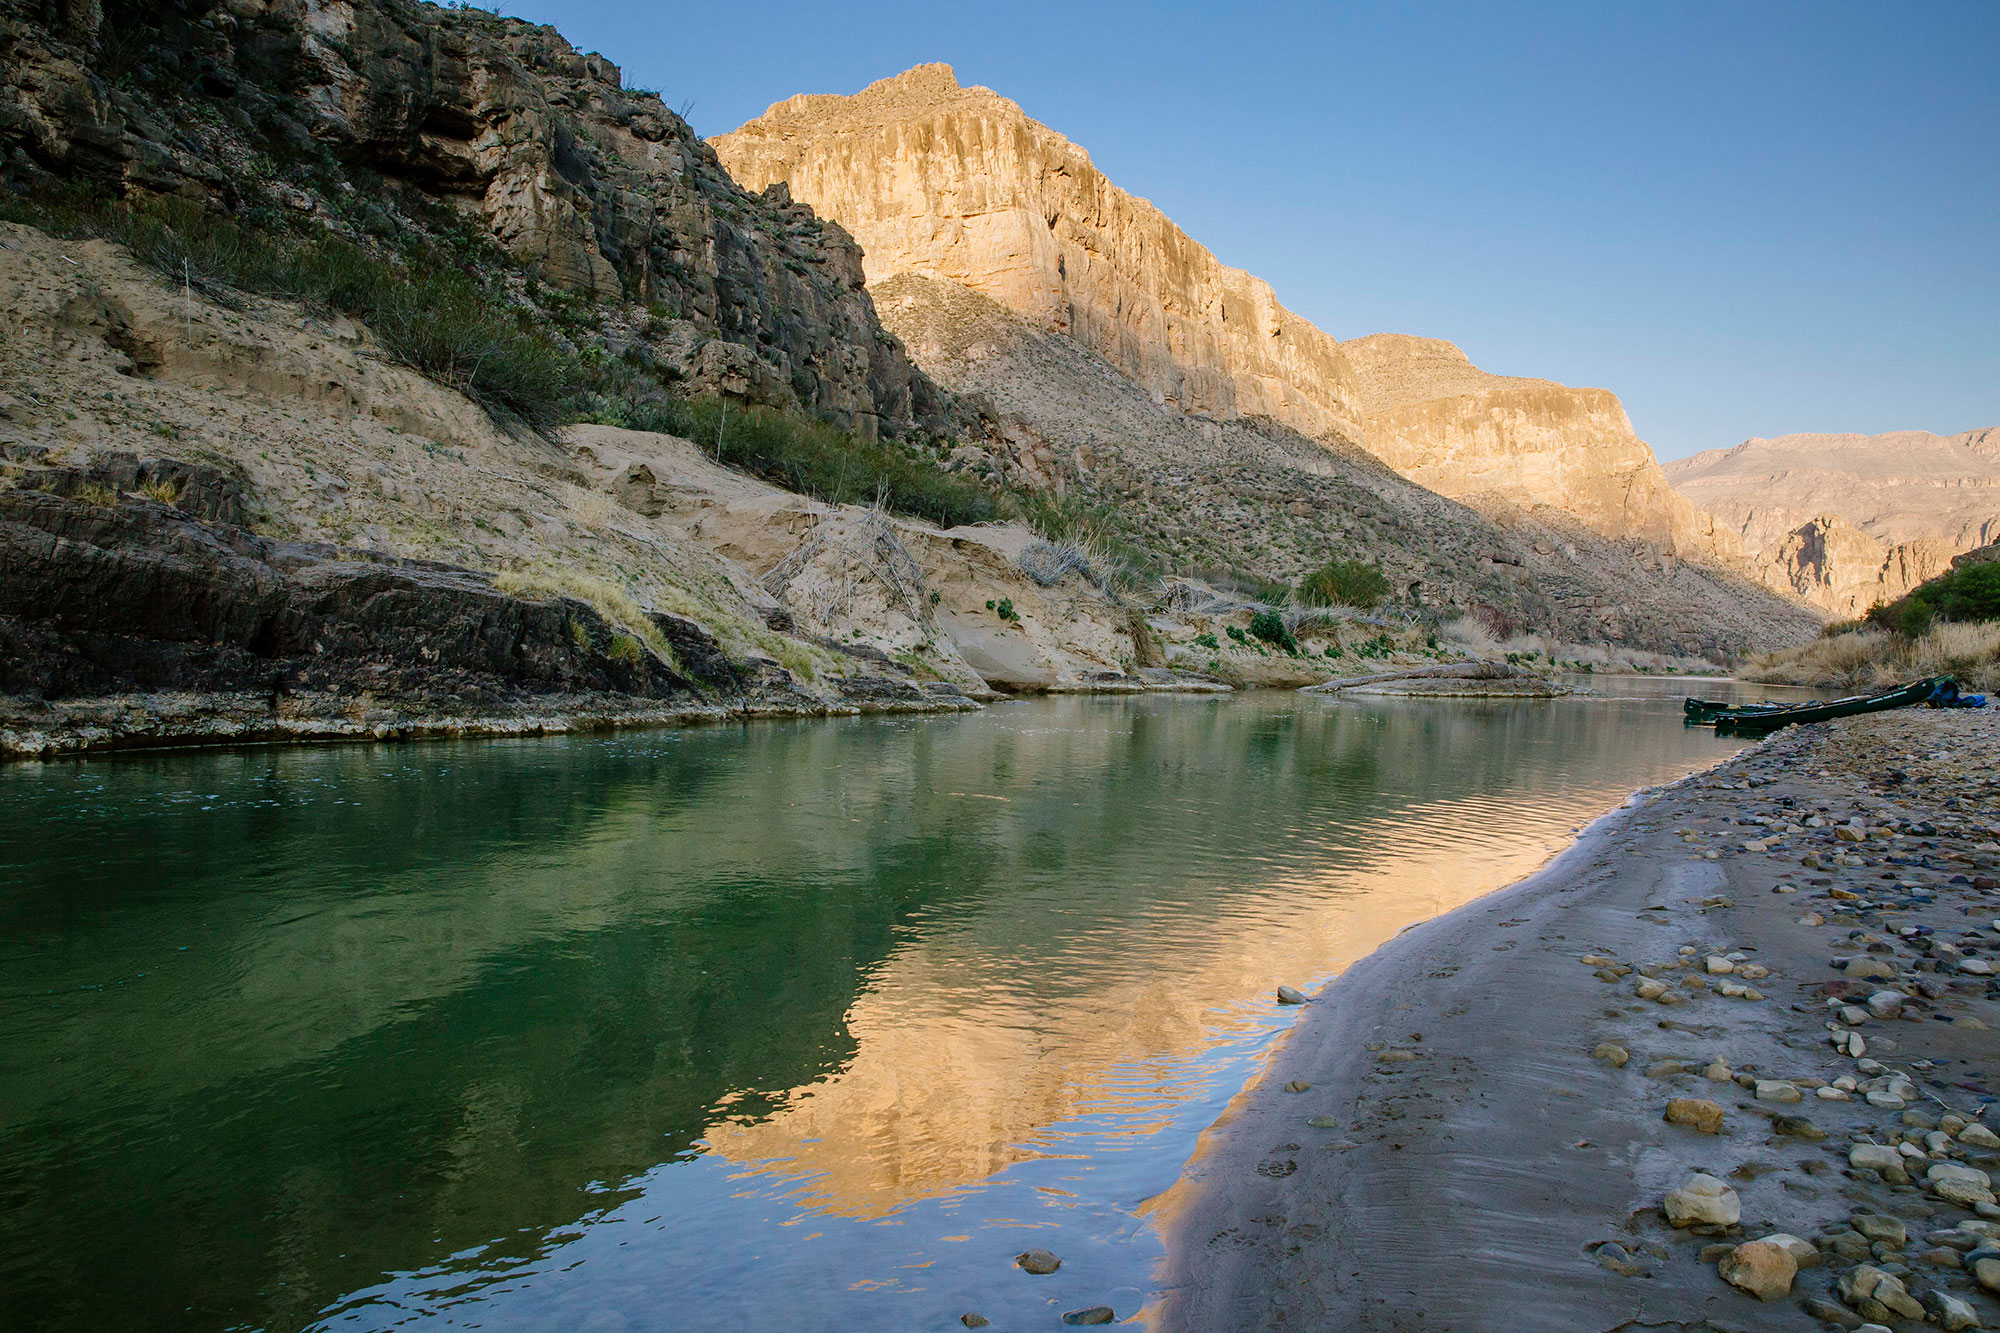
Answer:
[{"left": 0, "top": 678, "right": 1797, "bottom": 1330}]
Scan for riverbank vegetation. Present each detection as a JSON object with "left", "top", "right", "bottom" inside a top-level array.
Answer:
[{"left": 1746, "top": 561, "right": 2000, "bottom": 689}]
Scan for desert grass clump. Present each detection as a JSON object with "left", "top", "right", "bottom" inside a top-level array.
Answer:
[
  {"left": 1296, "top": 557, "right": 1389, "bottom": 609},
  {"left": 139, "top": 477, "right": 183, "bottom": 506}
]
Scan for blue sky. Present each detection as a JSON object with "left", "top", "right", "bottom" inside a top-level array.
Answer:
[{"left": 504, "top": 0, "right": 1996, "bottom": 460}]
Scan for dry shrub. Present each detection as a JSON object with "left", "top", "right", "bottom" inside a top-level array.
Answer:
[{"left": 1746, "top": 621, "right": 2000, "bottom": 692}]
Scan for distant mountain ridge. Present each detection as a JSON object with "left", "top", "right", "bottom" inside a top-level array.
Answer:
[{"left": 1666, "top": 428, "right": 2000, "bottom": 616}]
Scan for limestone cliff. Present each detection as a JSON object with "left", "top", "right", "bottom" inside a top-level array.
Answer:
[
  {"left": 0, "top": 0, "right": 943, "bottom": 437},
  {"left": 1666, "top": 429, "right": 2000, "bottom": 616},
  {"left": 1342, "top": 333, "right": 1736, "bottom": 557},
  {"left": 713, "top": 63, "right": 1369, "bottom": 446},
  {"left": 714, "top": 65, "right": 1741, "bottom": 562}
]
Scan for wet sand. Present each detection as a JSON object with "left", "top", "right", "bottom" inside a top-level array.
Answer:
[{"left": 1158, "top": 710, "right": 2000, "bottom": 1331}]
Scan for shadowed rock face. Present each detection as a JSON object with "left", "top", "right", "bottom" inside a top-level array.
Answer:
[
  {"left": 0, "top": 0, "right": 946, "bottom": 437},
  {"left": 0, "top": 478, "right": 702, "bottom": 702},
  {"left": 1666, "top": 429, "right": 2000, "bottom": 615}
]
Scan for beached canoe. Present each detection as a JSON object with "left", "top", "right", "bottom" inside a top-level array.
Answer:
[{"left": 1698, "top": 676, "right": 1957, "bottom": 735}]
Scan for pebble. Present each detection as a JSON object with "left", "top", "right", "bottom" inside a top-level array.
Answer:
[
  {"left": 960, "top": 1316, "right": 990, "bottom": 1330},
  {"left": 1664, "top": 1097, "right": 1725, "bottom": 1134},
  {"left": 1283, "top": 1080, "right": 1313, "bottom": 1092},
  {"left": 1718, "top": 1239, "right": 1797, "bottom": 1300},
  {"left": 1276, "top": 985, "right": 1309, "bottom": 1005},
  {"left": 1754, "top": 1079, "right": 1803, "bottom": 1103},
  {"left": 1665, "top": 1172, "right": 1741, "bottom": 1227},
  {"left": 1847, "top": 957, "right": 1897, "bottom": 980},
  {"left": 1965, "top": 959, "right": 1996, "bottom": 976},
  {"left": 1866, "top": 991, "right": 1904, "bottom": 1018},
  {"left": 1061, "top": 1307, "right": 1115, "bottom": 1326},
  {"left": 1307, "top": 1115, "right": 1340, "bottom": 1129},
  {"left": 1706, "top": 955, "right": 1734, "bottom": 974},
  {"left": 1016, "top": 1248, "right": 1061, "bottom": 1275},
  {"left": 1592, "top": 1042, "right": 1629, "bottom": 1067}
]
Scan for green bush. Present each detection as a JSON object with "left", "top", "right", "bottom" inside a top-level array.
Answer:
[
  {"left": 584, "top": 395, "right": 999, "bottom": 529},
  {"left": 1867, "top": 561, "right": 2000, "bottom": 636},
  {"left": 1248, "top": 609, "right": 1298, "bottom": 654},
  {"left": 1193, "top": 632, "right": 1219, "bottom": 651},
  {"left": 1296, "top": 558, "right": 1390, "bottom": 609}
]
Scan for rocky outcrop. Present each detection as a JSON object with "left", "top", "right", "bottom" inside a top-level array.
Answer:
[
  {"left": 1342, "top": 333, "right": 1736, "bottom": 557},
  {"left": 0, "top": 457, "right": 978, "bottom": 754},
  {"left": 1666, "top": 428, "right": 2000, "bottom": 615},
  {"left": 714, "top": 63, "right": 1369, "bottom": 445},
  {"left": 0, "top": 0, "right": 945, "bottom": 437}
]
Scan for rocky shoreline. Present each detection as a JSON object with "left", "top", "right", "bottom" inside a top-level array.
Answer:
[{"left": 1159, "top": 708, "right": 2000, "bottom": 1331}]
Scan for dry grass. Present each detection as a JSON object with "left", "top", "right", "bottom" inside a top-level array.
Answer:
[
  {"left": 1745, "top": 621, "right": 2000, "bottom": 691},
  {"left": 494, "top": 567, "right": 681, "bottom": 672}
]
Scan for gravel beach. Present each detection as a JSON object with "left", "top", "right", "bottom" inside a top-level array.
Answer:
[{"left": 1158, "top": 710, "right": 2000, "bottom": 1331}]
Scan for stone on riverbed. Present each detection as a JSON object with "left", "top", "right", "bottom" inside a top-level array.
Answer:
[
  {"left": 1665, "top": 1173, "right": 1741, "bottom": 1227},
  {"left": 1838, "top": 1264, "right": 1926, "bottom": 1321},
  {"left": 1718, "top": 1239, "right": 1797, "bottom": 1300},
  {"left": 1929, "top": 1162, "right": 1997, "bottom": 1207},
  {"left": 1923, "top": 1289, "right": 1982, "bottom": 1330},
  {"left": 1850, "top": 1145, "right": 1910, "bottom": 1183},
  {"left": 1846, "top": 957, "right": 1897, "bottom": 980},
  {"left": 1061, "top": 1307, "right": 1115, "bottom": 1326},
  {"left": 1593, "top": 1042, "right": 1629, "bottom": 1067},
  {"left": 1276, "top": 985, "right": 1309, "bottom": 1005},
  {"left": 960, "top": 1316, "right": 990, "bottom": 1329},
  {"left": 1665, "top": 1097, "right": 1725, "bottom": 1134},
  {"left": 1016, "top": 1248, "right": 1061, "bottom": 1275},
  {"left": 1755, "top": 1079, "right": 1803, "bottom": 1103},
  {"left": 1759, "top": 1232, "right": 1821, "bottom": 1269}
]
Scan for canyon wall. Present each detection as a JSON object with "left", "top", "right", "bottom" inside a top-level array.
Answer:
[
  {"left": 0, "top": 0, "right": 946, "bottom": 438},
  {"left": 1666, "top": 429, "right": 2000, "bottom": 616},
  {"left": 715, "top": 64, "right": 1731, "bottom": 559}
]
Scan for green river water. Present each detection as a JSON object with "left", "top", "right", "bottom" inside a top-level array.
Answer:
[{"left": 0, "top": 679, "right": 1794, "bottom": 1331}]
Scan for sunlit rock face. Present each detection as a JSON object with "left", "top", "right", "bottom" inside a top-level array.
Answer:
[
  {"left": 715, "top": 67, "right": 1739, "bottom": 557},
  {"left": 1343, "top": 334, "right": 1740, "bottom": 557},
  {"left": 1667, "top": 429, "right": 2000, "bottom": 615},
  {"left": 714, "top": 63, "right": 1370, "bottom": 447}
]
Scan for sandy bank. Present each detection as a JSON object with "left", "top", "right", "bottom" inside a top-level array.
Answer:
[{"left": 1158, "top": 709, "right": 2000, "bottom": 1330}]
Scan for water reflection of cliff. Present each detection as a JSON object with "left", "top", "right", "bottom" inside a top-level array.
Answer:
[{"left": 0, "top": 692, "right": 1728, "bottom": 1332}]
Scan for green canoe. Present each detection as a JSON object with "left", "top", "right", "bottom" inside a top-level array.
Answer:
[{"left": 1696, "top": 676, "right": 1957, "bottom": 735}]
